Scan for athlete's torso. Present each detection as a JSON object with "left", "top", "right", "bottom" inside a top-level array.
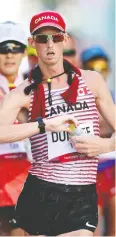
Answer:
[{"left": 29, "top": 75, "right": 100, "bottom": 185}]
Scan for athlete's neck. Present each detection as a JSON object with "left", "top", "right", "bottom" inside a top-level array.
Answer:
[{"left": 39, "top": 59, "right": 65, "bottom": 82}]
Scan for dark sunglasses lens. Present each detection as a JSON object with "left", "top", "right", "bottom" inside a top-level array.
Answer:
[
  {"left": 0, "top": 46, "right": 6, "bottom": 54},
  {"left": 0, "top": 44, "right": 24, "bottom": 54},
  {"left": 35, "top": 34, "right": 64, "bottom": 43},
  {"left": 35, "top": 35, "right": 47, "bottom": 43},
  {"left": 63, "top": 49, "right": 76, "bottom": 56},
  {"left": 12, "top": 47, "right": 24, "bottom": 53},
  {"left": 53, "top": 34, "right": 64, "bottom": 43}
]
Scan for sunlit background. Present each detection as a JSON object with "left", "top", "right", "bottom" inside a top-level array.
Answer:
[{"left": 0, "top": 0, "right": 115, "bottom": 89}]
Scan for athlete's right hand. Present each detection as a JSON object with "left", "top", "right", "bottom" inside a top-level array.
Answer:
[{"left": 44, "top": 115, "right": 78, "bottom": 133}]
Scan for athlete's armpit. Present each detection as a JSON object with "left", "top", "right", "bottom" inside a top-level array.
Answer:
[{"left": 17, "top": 108, "right": 29, "bottom": 123}]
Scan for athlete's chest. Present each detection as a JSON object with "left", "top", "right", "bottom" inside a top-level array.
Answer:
[{"left": 44, "top": 85, "right": 94, "bottom": 119}]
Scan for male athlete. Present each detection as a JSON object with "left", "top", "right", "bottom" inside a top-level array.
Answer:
[{"left": 0, "top": 11, "right": 115, "bottom": 236}]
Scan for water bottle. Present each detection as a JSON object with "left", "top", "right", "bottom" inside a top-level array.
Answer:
[{"left": 69, "top": 124, "right": 86, "bottom": 136}]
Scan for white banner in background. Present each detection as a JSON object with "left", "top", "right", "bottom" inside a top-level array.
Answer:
[{"left": 97, "top": 151, "right": 116, "bottom": 160}]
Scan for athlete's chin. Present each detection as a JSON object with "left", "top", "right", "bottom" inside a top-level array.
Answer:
[{"left": 44, "top": 59, "right": 58, "bottom": 66}]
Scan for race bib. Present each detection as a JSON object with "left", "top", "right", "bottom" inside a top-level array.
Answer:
[
  {"left": 0, "top": 141, "right": 26, "bottom": 158},
  {"left": 47, "top": 121, "right": 94, "bottom": 162}
]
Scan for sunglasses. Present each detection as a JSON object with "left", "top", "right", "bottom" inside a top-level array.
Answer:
[
  {"left": 33, "top": 33, "right": 64, "bottom": 44},
  {"left": 0, "top": 43, "right": 25, "bottom": 54},
  {"left": 63, "top": 49, "right": 76, "bottom": 56}
]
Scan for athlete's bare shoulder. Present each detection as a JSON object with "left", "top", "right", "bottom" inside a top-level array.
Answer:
[
  {"left": 80, "top": 69, "right": 104, "bottom": 98},
  {"left": 1, "top": 79, "right": 31, "bottom": 110},
  {"left": 13, "top": 78, "right": 30, "bottom": 96},
  {"left": 0, "top": 79, "right": 32, "bottom": 125}
]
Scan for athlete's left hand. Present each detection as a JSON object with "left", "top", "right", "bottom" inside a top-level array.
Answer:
[
  {"left": 45, "top": 115, "right": 79, "bottom": 133},
  {"left": 70, "top": 135, "right": 112, "bottom": 157}
]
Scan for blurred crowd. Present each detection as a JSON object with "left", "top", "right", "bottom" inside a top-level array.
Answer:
[{"left": 0, "top": 5, "right": 115, "bottom": 237}]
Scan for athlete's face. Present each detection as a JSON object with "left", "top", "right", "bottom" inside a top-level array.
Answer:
[
  {"left": 29, "top": 27, "right": 67, "bottom": 66},
  {"left": 0, "top": 42, "right": 25, "bottom": 77}
]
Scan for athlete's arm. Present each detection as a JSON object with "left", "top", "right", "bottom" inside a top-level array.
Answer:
[
  {"left": 0, "top": 121, "right": 40, "bottom": 143},
  {"left": 95, "top": 72, "right": 115, "bottom": 131},
  {"left": 71, "top": 133, "right": 116, "bottom": 157},
  {"left": 0, "top": 115, "right": 77, "bottom": 143},
  {"left": 0, "top": 80, "right": 77, "bottom": 142},
  {"left": 99, "top": 113, "right": 113, "bottom": 138},
  {"left": 94, "top": 72, "right": 116, "bottom": 153},
  {"left": 0, "top": 80, "right": 31, "bottom": 125},
  {"left": 71, "top": 71, "right": 116, "bottom": 156}
]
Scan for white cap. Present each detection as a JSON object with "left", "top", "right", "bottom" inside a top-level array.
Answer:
[{"left": 0, "top": 21, "right": 27, "bottom": 46}]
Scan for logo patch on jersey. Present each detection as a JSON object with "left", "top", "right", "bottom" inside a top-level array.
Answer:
[{"left": 78, "top": 87, "right": 87, "bottom": 97}]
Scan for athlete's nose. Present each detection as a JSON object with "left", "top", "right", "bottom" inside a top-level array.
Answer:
[{"left": 47, "top": 39, "right": 54, "bottom": 48}]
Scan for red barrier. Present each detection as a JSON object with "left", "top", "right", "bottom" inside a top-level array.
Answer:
[{"left": 0, "top": 159, "right": 31, "bottom": 206}]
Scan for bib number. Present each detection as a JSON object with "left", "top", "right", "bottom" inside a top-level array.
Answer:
[{"left": 47, "top": 121, "right": 94, "bottom": 162}]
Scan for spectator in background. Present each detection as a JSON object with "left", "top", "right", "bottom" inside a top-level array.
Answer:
[
  {"left": 27, "top": 45, "right": 38, "bottom": 70},
  {"left": 63, "top": 32, "right": 81, "bottom": 67},
  {"left": 81, "top": 45, "right": 115, "bottom": 236},
  {"left": 23, "top": 45, "right": 38, "bottom": 79},
  {"left": 0, "top": 21, "right": 31, "bottom": 235},
  {"left": 0, "top": 87, "right": 6, "bottom": 100}
]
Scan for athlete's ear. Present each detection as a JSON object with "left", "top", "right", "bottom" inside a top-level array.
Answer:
[
  {"left": 63, "top": 33, "right": 69, "bottom": 47},
  {"left": 63, "top": 33, "right": 69, "bottom": 43},
  {"left": 28, "top": 37, "right": 36, "bottom": 48}
]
